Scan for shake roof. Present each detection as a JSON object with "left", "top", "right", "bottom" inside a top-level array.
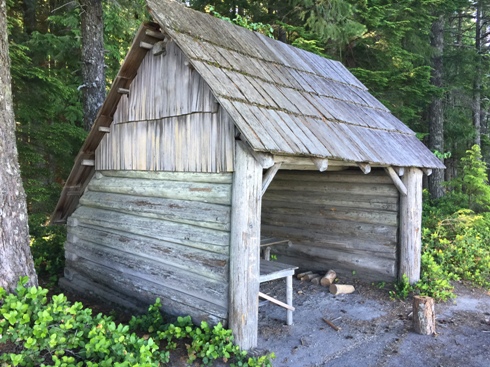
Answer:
[
  {"left": 51, "top": 0, "right": 443, "bottom": 224},
  {"left": 148, "top": 0, "right": 444, "bottom": 168}
]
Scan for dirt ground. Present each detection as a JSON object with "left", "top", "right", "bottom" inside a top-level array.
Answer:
[{"left": 254, "top": 278, "right": 490, "bottom": 367}]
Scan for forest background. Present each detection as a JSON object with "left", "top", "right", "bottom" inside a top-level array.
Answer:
[
  {"left": 2, "top": 0, "right": 490, "bottom": 365},
  {"left": 5, "top": 0, "right": 490, "bottom": 302}
]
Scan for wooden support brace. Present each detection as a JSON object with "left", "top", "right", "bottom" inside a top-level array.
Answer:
[
  {"left": 357, "top": 162, "right": 371, "bottom": 174},
  {"left": 311, "top": 158, "right": 328, "bottom": 172},
  {"left": 262, "top": 162, "right": 282, "bottom": 196},
  {"left": 117, "top": 88, "right": 130, "bottom": 94},
  {"left": 385, "top": 166, "right": 408, "bottom": 196},
  {"left": 98, "top": 126, "right": 111, "bottom": 133},
  {"left": 258, "top": 292, "right": 295, "bottom": 311},
  {"left": 139, "top": 41, "right": 153, "bottom": 50}
]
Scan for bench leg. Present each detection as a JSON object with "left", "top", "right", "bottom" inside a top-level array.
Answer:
[
  {"left": 263, "top": 246, "right": 271, "bottom": 261},
  {"left": 286, "top": 275, "right": 293, "bottom": 325}
]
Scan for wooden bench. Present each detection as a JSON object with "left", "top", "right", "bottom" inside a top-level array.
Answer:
[
  {"left": 259, "top": 260, "right": 298, "bottom": 325},
  {"left": 260, "top": 236, "right": 291, "bottom": 261}
]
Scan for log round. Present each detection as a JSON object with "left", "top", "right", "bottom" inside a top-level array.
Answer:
[
  {"left": 329, "top": 284, "right": 355, "bottom": 295},
  {"left": 413, "top": 296, "right": 436, "bottom": 335},
  {"left": 320, "top": 270, "right": 337, "bottom": 287}
]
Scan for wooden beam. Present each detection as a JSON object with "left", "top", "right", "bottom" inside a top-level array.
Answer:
[
  {"left": 393, "top": 166, "right": 405, "bottom": 176},
  {"left": 262, "top": 162, "right": 282, "bottom": 196},
  {"left": 384, "top": 167, "right": 408, "bottom": 196},
  {"left": 81, "top": 159, "right": 95, "bottom": 166},
  {"left": 423, "top": 168, "right": 433, "bottom": 176},
  {"left": 357, "top": 162, "right": 371, "bottom": 174},
  {"left": 241, "top": 144, "right": 274, "bottom": 168},
  {"left": 229, "top": 141, "right": 262, "bottom": 350},
  {"left": 145, "top": 29, "right": 166, "bottom": 40},
  {"left": 399, "top": 168, "right": 423, "bottom": 284},
  {"left": 152, "top": 40, "right": 167, "bottom": 56},
  {"left": 311, "top": 158, "right": 328, "bottom": 172},
  {"left": 98, "top": 126, "right": 111, "bottom": 133},
  {"left": 139, "top": 41, "right": 153, "bottom": 50},
  {"left": 258, "top": 292, "right": 295, "bottom": 311}
]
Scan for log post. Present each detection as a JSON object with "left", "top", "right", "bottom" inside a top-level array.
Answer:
[
  {"left": 399, "top": 167, "right": 423, "bottom": 284},
  {"left": 413, "top": 296, "right": 436, "bottom": 335},
  {"left": 229, "top": 141, "right": 262, "bottom": 350}
]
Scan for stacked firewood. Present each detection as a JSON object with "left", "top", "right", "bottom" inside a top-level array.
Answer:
[{"left": 296, "top": 269, "right": 355, "bottom": 295}]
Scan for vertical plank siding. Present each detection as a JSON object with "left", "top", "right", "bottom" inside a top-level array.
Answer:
[
  {"left": 63, "top": 171, "right": 233, "bottom": 324},
  {"left": 261, "top": 169, "right": 399, "bottom": 281},
  {"left": 96, "top": 40, "right": 235, "bottom": 172}
]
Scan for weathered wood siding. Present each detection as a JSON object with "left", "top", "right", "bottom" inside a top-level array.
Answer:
[
  {"left": 261, "top": 169, "right": 399, "bottom": 281},
  {"left": 95, "top": 40, "right": 235, "bottom": 172},
  {"left": 62, "top": 171, "right": 232, "bottom": 324}
]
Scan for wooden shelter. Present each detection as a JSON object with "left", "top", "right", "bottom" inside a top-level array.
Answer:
[{"left": 51, "top": 0, "right": 444, "bottom": 349}]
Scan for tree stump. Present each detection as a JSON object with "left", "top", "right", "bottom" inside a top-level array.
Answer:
[{"left": 413, "top": 296, "right": 436, "bottom": 335}]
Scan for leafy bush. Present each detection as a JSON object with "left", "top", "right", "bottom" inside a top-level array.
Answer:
[
  {"left": 29, "top": 213, "right": 66, "bottom": 285},
  {"left": 415, "top": 145, "right": 490, "bottom": 301},
  {"left": 421, "top": 210, "right": 490, "bottom": 288},
  {"left": 0, "top": 279, "right": 274, "bottom": 367}
]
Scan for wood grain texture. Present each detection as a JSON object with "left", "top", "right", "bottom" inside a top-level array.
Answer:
[
  {"left": 229, "top": 141, "right": 262, "bottom": 350},
  {"left": 63, "top": 170, "right": 232, "bottom": 323},
  {"left": 261, "top": 169, "right": 399, "bottom": 281},
  {"left": 399, "top": 168, "right": 423, "bottom": 284}
]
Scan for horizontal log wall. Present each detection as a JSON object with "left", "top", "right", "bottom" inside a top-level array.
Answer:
[
  {"left": 63, "top": 170, "right": 232, "bottom": 325},
  {"left": 261, "top": 169, "right": 399, "bottom": 281},
  {"left": 96, "top": 40, "right": 235, "bottom": 172}
]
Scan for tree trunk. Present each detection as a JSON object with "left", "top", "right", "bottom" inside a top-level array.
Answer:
[
  {"left": 80, "top": 0, "right": 105, "bottom": 131},
  {"left": 0, "top": 0, "right": 38, "bottom": 293},
  {"left": 473, "top": 1, "right": 483, "bottom": 147},
  {"left": 428, "top": 15, "right": 445, "bottom": 200},
  {"left": 22, "top": 0, "right": 37, "bottom": 34}
]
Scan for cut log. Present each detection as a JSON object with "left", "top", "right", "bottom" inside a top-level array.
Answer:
[
  {"left": 329, "top": 284, "right": 355, "bottom": 295},
  {"left": 301, "top": 273, "right": 320, "bottom": 281},
  {"left": 310, "top": 276, "right": 322, "bottom": 285},
  {"left": 296, "top": 271, "right": 312, "bottom": 279},
  {"left": 320, "top": 270, "right": 337, "bottom": 287},
  {"left": 413, "top": 296, "right": 436, "bottom": 335}
]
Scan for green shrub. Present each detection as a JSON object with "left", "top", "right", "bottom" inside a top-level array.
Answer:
[
  {"left": 29, "top": 213, "right": 66, "bottom": 285},
  {"left": 0, "top": 279, "right": 274, "bottom": 367},
  {"left": 417, "top": 208, "right": 490, "bottom": 300}
]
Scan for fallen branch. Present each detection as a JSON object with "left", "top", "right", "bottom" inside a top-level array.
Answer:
[{"left": 322, "top": 317, "right": 341, "bottom": 331}]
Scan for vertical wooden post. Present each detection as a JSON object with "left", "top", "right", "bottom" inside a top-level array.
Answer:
[
  {"left": 229, "top": 141, "right": 262, "bottom": 350},
  {"left": 286, "top": 275, "right": 293, "bottom": 325},
  {"left": 399, "top": 167, "right": 423, "bottom": 284}
]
